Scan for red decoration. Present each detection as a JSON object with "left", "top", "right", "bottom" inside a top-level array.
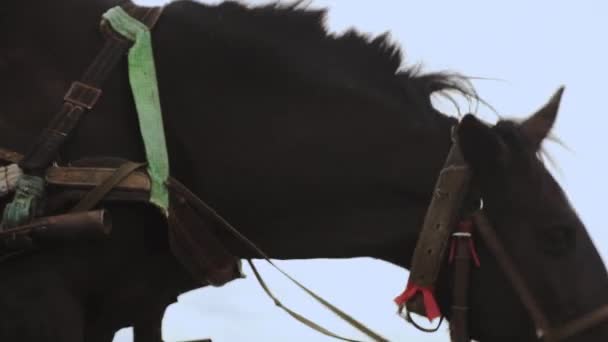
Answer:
[
  {"left": 394, "top": 281, "right": 441, "bottom": 322},
  {"left": 449, "top": 220, "right": 481, "bottom": 267}
]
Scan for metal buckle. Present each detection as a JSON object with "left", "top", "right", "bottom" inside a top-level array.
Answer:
[
  {"left": 452, "top": 232, "right": 472, "bottom": 238},
  {"left": 63, "top": 81, "right": 102, "bottom": 109}
]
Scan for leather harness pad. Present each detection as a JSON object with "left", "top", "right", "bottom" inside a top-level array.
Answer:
[
  {"left": 47, "top": 166, "right": 151, "bottom": 192},
  {"left": 407, "top": 139, "right": 472, "bottom": 315},
  {"left": 168, "top": 192, "right": 242, "bottom": 286}
]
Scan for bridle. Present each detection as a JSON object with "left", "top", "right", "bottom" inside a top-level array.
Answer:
[
  {"left": 472, "top": 211, "right": 608, "bottom": 342},
  {"left": 399, "top": 126, "right": 608, "bottom": 341}
]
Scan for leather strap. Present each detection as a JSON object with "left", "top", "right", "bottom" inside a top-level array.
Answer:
[
  {"left": 545, "top": 305, "right": 608, "bottom": 341},
  {"left": 70, "top": 161, "right": 146, "bottom": 213},
  {"left": 167, "top": 193, "right": 242, "bottom": 287},
  {"left": 449, "top": 230, "right": 473, "bottom": 342},
  {"left": 46, "top": 166, "right": 150, "bottom": 192},
  {"left": 19, "top": 2, "right": 163, "bottom": 172},
  {"left": 473, "top": 212, "right": 551, "bottom": 338}
]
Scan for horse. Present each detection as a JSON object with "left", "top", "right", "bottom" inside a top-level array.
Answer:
[{"left": 0, "top": 0, "right": 606, "bottom": 341}]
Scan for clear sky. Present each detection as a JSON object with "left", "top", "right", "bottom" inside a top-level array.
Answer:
[{"left": 115, "top": 1, "right": 608, "bottom": 341}]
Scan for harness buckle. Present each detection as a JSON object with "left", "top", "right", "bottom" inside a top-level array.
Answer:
[{"left": 64, "top": 81, "right": 102, "bottom": 109}]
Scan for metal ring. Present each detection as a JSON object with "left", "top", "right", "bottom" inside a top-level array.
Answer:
[{"left": 452, "top": 232, "right": 472, "bottom": 238}]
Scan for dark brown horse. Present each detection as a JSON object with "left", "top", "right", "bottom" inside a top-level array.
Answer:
[{"left": 0, "top": 0, "right": 606, "bottom": 341}]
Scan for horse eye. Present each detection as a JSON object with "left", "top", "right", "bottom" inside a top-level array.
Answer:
[{"left": 536, "top": 225, "right": 576, "bottom": 257}]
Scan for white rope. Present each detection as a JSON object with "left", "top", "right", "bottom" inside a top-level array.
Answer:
[{"left": 0, "top": 164, "right": 23, "bottom": 197}]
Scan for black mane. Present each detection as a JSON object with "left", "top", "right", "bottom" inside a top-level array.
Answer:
[
  {"left": 215, "top": 1, "right": 403, "bottom": 75},
  {"left": 166, "top": 0, "right": 475, "bottom": 112}
]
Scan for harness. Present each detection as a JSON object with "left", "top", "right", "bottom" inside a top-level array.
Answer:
[
  {"left": 0, "top": 1, "right": 244, "bottom": 284},
  {"left": 397, "top": 130, "right": 608, "bottom": 341},
  {"left": 0, "top": 2, "right": 388, "bottom": 341}
]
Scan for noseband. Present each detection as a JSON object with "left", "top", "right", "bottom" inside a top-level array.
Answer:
[{"left": 398, "top": 127, "right": 608, "bottom": 341}]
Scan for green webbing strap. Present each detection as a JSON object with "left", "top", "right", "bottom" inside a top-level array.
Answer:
[
  {"left": 102, "top": 6, "right": 170, "bottom": 215},
  {"left": 2, "top": 175, "right": 45, "bottom": 228}
]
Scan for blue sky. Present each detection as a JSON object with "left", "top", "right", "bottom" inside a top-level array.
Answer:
[{"left": 115, "top": 1, "right": 608, "bottom": 341}]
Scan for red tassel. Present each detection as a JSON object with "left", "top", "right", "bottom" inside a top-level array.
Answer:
[
  {"left": 449, "top": 219, "right": 481, "bottom": 267},
  {"left": 449, "top": 239, "right": 457, "bottom": 264},
  {"left": 468, "top": 238, "right": 481, "bottom": 267},
  {"left": 394, "top": 281, "right": 441, "bottom": 321}
]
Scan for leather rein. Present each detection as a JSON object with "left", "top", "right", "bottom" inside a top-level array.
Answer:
[{"left": 401, "top": 131, "right": 608, "bottom": 342}]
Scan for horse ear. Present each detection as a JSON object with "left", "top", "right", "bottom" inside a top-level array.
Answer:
[
  {"left": 520, "top": 86, "right": 565, "bottom": 150},
  {"left": 457, "top": 114, "right": 506, "bottom": 172}
]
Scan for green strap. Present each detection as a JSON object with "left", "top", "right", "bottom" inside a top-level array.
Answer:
[{"left": 102, "top": 7, "right": 170, "bottom": 215}]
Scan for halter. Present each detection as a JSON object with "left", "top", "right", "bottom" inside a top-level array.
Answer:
[{"left": 399, "top": 125, "right": 608, "bottom": 341}]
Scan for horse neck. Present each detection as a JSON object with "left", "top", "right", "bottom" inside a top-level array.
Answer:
[
  {"left": 176, "top": 104, "right": 458, "bottom": 266},
  {"left": 6, "top": 0, "right": 459, "bottom": 267},
  {"left": 142, "top": 3, "right": 459, "bottom": 263}
]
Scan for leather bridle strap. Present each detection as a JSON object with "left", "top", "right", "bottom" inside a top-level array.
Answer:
[
  {"left": 473, "top": 212, "right": 608, "bottom": 341},
  {"left": 472, "top": 212, "right": 550, "bottom": 337},
  {"left": 546, "top": 306, "right": 608, "bottom": 341},
  {"left": 18, "top": 2, "right": 163, "bottom": 172},
  {"left": 449, "top": 225, "right": 475, "bottom": 342}
]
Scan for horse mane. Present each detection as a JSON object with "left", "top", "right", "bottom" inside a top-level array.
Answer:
[
  {"left": 214, "top": 1, "right": 403, "bottom": 74},
  {"left": 167, "top": 0, "right": 477, "bottom": 113},
  {"left": 3, "top": 0, "right": 479, "bottom": 117}
]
